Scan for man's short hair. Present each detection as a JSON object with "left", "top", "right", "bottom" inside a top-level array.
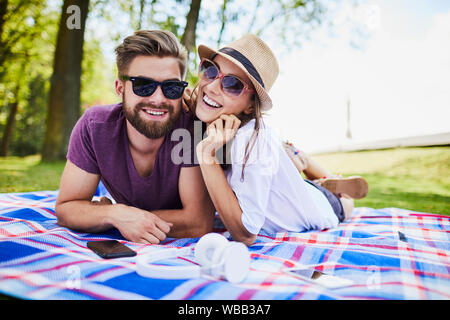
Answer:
[{"left": 115, "top": 30, "right": 188, "bottom": 79}]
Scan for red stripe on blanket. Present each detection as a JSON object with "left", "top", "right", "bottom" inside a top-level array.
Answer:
[
  {"left": 250, "top": 253, "right": 296, "bottom": 268},
  {"left": 182, "top": 280, "right": 216, "bottom": 299},
  {"left": 237, "top": 289, "right": 258, "bottom": 299},
  {"left": 410, "top": 213, "right": 450, "bottom": 219},
  {"left": 268, "top": 235, "right": 449, "bottom": 258},
  {"left": 289, "top": 245, "right": 306, "bottom": 262}
]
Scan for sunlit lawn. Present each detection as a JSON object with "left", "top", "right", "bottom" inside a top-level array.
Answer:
[{"left": 0, "top": 146, "right": 449, "bottom": 215}]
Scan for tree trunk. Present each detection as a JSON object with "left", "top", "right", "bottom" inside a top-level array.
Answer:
[
  {"left": 181, "top": 0, "right": 201, "bottom": 55},
  {"left": 42, "top": 0, "right": 89, "bottom": 162},
  {"left": 0, "top": 99, "right": 18, "bottom": 157}
]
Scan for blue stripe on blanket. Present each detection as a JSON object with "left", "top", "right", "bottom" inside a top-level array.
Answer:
[
  {"left": 102, "top": 273, "right": 184, "bottom": 299},
  {"left": 0, "top": 241, "right": 44, "bottom": 262},
  {"left": 2, "top": 208, "right": 51, "bottom": 221}
]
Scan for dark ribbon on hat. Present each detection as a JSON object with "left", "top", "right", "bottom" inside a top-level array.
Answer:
[{"left": 218, "top": 47, "right": 265, "bottom": 89}]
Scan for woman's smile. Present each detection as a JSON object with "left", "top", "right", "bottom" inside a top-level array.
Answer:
[
  {"left": 202, "top": 93, "right": 222, "bottom": 108},
  {"left": 202, "top": 92, "right": 223, "bottom": 109}
]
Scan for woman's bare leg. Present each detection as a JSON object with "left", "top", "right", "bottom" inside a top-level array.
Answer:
[
  {"left": 283, "top": 141, "right": 335, "bottom": 180},
  {"left": 339, "top": 194, "right": 355, "bottom": 221},
  {"left": 283, "top": 141, "right": 368, "bottom": 199},
  {"left": 303, "top": 156, "right": 335, "bottom": 180}
]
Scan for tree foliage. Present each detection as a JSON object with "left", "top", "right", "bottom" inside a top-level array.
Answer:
[
  {"left": 0, "top": 0, "right": 328, "bottom": 158},
  {"left": 0, "top": 0, "right": 58, "bottom": 156}
]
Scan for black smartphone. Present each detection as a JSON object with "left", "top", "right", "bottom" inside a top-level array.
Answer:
[{"left": 87, "top": 240, "right": 136, "bottom": 259}]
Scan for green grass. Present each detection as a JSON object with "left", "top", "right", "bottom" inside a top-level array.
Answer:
[
  {"left": 0, "top": 155, "right": 65, "bottom": 192},
  {"left": 312, "top": 146, "right": 450, "bottom": 215},
  {"left": 0, "top": 146, "right": 449, "bottom": 215}
]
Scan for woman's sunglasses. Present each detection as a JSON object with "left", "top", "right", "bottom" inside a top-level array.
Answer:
[
  {"left": 199, "top": 59, "right": 254, "bottom": 97},
  {"left": 120, "top": 75, "right": 188, "bottom": 99}
]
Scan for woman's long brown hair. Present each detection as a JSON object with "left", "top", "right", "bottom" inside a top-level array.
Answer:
[{"left": 235, "top": 95, "right": 263, "bottom": 181}]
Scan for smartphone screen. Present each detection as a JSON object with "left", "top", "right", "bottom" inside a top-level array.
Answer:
[
  {"left": 284, "top": 267, "right": 354, "bottom": 288},
  {"left": 287, "top": 268, "right": 323, "bottom": 279},
  {"left": 87, "top": 240, "right": 136, "bottom": 259}
]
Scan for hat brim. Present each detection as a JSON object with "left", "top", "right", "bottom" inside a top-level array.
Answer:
[{"left": 198, "top": 44, "right": 273, "bottom": 111}]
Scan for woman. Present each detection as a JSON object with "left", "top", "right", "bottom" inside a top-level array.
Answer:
[{"left": 191, "top": 34, "right": 367, "bottom": 246}]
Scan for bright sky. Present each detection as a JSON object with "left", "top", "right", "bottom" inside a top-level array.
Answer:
[{"left": 265, "top": 0, "right": 450, "bottom": 153}]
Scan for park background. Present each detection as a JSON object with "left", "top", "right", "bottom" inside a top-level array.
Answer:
[{"left": 0, "top": 0, "right": 449, "bottom": 214}]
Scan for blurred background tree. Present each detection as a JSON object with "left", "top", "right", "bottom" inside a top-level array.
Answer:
[
  {"left": 0, "top": 0, "right": 57, "bottom": 157},
  {"left": 0, "top": 0, "right": 327, "bottom": 160},
  {"left": 42, "top": 0, "right": 89, "bottom": 161}
]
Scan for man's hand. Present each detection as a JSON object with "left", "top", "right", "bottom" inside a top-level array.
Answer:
[
  {"left": 90, "top": 196, "right": 174, "bottom": 244},
  {"left": 110, "top": 204, "right": 173, "bottom": 244}
]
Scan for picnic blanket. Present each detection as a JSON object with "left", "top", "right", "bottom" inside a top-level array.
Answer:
[{"left": 0, "top": 189, "right": 449, "bottom": 300}]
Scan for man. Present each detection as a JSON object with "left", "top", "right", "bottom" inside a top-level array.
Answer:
[{"left": 55, "top": 30, "right": 215, "bottom": 244}]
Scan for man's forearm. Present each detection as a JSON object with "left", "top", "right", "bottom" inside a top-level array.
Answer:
[
  {"left": 55, "top": 200, "right": 119, "bottom": 233},
  {"left": 57, "top": 200, "right": 212, "bottom": 240},
  {"left": 151, "top": 165, "right": 216, "bottom": 239},
  {"left": 152, "top": 208, "right": 214, "bottom": 238}
]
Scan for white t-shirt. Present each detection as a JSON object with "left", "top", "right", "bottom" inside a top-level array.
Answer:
[{"left": 225, "top": 119, "right": 339, "bottom": 235}]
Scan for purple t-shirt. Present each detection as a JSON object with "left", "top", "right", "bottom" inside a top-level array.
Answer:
[{"left": 67, "top": 103, "right": 197, "bottom": 211}]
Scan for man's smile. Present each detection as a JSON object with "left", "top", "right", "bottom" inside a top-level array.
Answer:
[{"left": 141, "top": 107, "right": 169, "bottom": 121}]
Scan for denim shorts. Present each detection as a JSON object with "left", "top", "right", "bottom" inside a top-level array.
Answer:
[{"left": 305, "top": 179, "right": 345, "bottom": 223}]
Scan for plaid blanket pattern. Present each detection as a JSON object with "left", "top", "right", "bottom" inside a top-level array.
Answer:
[{"left": 0, "top": 190, "right": 449, "bottom": 300}]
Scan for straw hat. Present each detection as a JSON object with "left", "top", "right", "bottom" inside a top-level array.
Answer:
[{"left": 198, "top": 34, "right": 279, "bottom": 111}]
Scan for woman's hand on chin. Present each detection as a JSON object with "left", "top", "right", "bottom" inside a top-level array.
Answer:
[
  {"left": 197, "top": 114, "right": 241, "bottom": 165},
  {"left": 196, "top": 139, "right": 219, "bottom": 165}
]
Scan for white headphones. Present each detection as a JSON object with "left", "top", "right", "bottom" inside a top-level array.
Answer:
[{"left": 136, "top": 233, "right": 250, "bottom": 283}]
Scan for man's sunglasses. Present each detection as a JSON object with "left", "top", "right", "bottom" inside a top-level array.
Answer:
[
  {"left": 120, "top": 75, "right": 188, "bottom": 99},
  {"left": 199, "top": 59, "right": 254, "bottom": 97}
]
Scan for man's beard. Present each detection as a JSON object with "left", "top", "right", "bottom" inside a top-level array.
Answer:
[{"left": 122, "top": 94, "right": 181, "bottom": 139}]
